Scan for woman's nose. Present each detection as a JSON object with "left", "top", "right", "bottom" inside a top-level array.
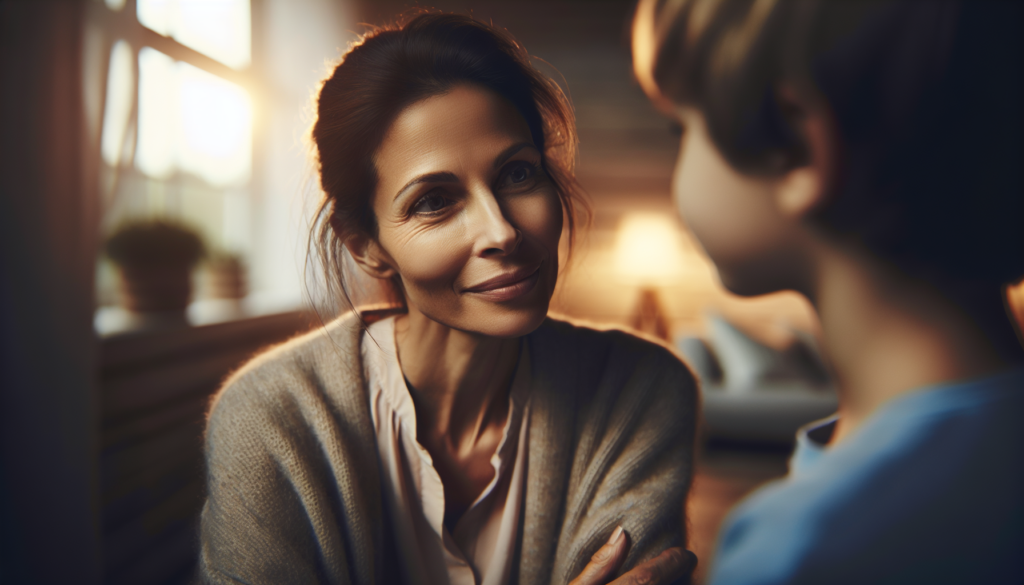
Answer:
[{"left": 470, "top": 190, "right": 521, "bottom": 257}]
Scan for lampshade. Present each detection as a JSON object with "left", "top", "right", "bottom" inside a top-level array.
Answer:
[{"left": 613, "top": 212, "right": 688, "bottom": 286}]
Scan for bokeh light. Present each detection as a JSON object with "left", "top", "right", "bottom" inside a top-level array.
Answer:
[{"left": 614, "top": 212, "right": 688, "bottom": 285}]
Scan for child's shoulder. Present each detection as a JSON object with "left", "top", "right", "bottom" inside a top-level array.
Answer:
[{"left": 712, "top": 369, "right": 1024, "bottom": 584}]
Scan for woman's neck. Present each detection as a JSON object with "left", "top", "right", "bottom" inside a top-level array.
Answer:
[
  {"left": 811, "top": 249, "right": 1024, "bottom": 445},
  {"left": 393, "top": 308, "right": 520, "bottom": 452}
]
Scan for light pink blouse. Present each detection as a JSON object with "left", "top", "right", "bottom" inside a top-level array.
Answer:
[{"left": 361, "top": 316, "right": 531, "bottom": 585}]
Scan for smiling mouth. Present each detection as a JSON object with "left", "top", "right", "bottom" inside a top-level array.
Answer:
[{"left": 464, "top": 265, "right": 542, "bottom": 301}]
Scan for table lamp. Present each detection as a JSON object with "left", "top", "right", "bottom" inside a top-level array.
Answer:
[{"left": 613, "top": 212, "right": 688, "bottom": 340}]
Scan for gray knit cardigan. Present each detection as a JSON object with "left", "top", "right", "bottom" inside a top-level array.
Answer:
[{"left": 200, "top": 314, "right": 697, "bottom": 584}]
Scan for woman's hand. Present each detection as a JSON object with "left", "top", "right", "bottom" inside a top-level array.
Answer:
[{"left": 569, "top": 526, "right": 696, "bottom": 585}]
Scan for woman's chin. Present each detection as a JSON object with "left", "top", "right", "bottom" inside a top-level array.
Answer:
[
  {"left": 462, "top": 304, "right": 550, "bottom": 339},
  {"left": 408, "top": 271, "right": 557, "bottom": 338},
  {"left": 453, "top": 272, "right": 555, "bottom": 337}
]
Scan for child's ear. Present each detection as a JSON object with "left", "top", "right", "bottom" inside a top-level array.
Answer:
[
  {"left": 346, "top": 233, "right": 397, "bottom": 280},
  {"left": 773, "top": 86, "right": 840, "bottom": 220}
]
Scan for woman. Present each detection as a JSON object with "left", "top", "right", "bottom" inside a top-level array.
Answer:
[{"left": 199, "top": 12, "right": 697, "bottom": 585}]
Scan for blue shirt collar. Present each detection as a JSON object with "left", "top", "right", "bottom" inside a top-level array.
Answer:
[{"left": 790, "top": 415, "right": 837, "bottom": 476}]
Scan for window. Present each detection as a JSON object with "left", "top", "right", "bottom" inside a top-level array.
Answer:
[
  {"left": 94, "top": 0, "right": 257, "bottom": 333},
  {"left": 137, "top": 0, "right": 252, "bottom": 69},
  {"left": 100, "top": 40, "right": 134, "bottom": 168},
  {"left": 93, "top": 0, "right": 356, "bottom": 335},
  {"left": 135, "top": 47, "right": 252, "bottom": 186}
]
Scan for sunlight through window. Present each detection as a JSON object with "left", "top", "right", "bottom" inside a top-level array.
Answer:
[
  {"left": 136, "top": 47, "right": 252, "bottom": 186},
  {"left": 136, "top": 47, "right": 176, "bottom": 178},
  {"left": 178, "top": 62, "right": 252, "bottom": 186},
  {"left": 101, "top": 40, "right": 135, "bottom": 167},
  {"left": 137, "top": 0, "right": 251, "bottom": 69}
]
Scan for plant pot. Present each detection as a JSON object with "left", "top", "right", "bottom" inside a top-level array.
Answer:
[{"left": 118, "top": 264, "right": 192, "bottom": 313}]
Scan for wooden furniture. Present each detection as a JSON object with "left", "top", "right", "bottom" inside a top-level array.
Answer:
[{"left": 97, "top": 311, "right": 316, "bottom": 584}]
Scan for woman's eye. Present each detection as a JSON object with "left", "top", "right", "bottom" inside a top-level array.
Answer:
[
  {"left": 500, "top": 161, "right": 538, "bottom": 188},
  {"left": 411, "top": 193, "right": 451, "bottom": 214},
  {"left": 509, "top": 165, "right": 532, "bottom": 183}
]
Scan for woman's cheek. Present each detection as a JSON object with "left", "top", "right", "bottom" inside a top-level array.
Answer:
[
  {"left": 388, "top": 221, "right": 470, "bottom": 289},
  {"left": 508, "top": 188, "right": 563, "bottom": 248}
]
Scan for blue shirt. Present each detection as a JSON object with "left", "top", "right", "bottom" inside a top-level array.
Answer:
[{"left": 709, "top": 368, "right": 1024, "bottom": 585}]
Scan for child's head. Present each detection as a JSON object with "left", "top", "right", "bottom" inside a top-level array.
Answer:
[{"left": 632, "top": 0, "right": 1023, "bottom": 294}]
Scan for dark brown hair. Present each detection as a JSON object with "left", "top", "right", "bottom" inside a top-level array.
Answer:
[
  {"left": 638, "top": 0, "right": 1024, "bottom": 285},
  {"left": 310, "top": 11, "right": 587, "bottom": 315}
]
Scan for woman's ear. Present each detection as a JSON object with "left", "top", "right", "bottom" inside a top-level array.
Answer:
[
  {"left": 346, "top": 233, "right": 397, "bottom": 280},
  {"left": 773, "top": 86, "right": 840, "bottom": 220}
]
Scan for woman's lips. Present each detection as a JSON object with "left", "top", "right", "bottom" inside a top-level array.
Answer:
[{"left": 464, "top": 266, "right": 541, "bottom": 301}]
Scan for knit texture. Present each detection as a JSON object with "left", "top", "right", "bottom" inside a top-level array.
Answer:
[{"left": 200, "top": 314, "right": 697, "bottom": 584}]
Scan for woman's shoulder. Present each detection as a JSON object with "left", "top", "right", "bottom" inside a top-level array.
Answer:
[
  {"left": 207, "top": 312, "right": 366, "bottom": 422},
  {"left": 530, "top": 315, "right": 697, "bottom": 416},
  {"left": 536, "top": 315, "right": 693, "bottom": 377}
]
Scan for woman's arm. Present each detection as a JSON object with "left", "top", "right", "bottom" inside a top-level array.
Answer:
[
  {"left": 570, "top": 528, "right": 695, "bottom": 585},
  {"left": 543, "top": 328, "right": 699, "bottom": 584}
]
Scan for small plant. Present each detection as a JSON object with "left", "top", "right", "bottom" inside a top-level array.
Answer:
[
  {"left": 105, "top": 220, "right": 206, "bottom": 268},
  {"left": 105, "top": 219, "right": 207, "bottom": 314}
]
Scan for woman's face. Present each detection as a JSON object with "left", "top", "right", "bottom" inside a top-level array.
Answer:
[{"left": 368, "top": 84, "right": 563, "bottom": 338}]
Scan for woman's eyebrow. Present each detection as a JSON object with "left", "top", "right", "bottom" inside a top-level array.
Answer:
[
  {"left": 392, "top": 142, "right": 538, "bottom": 202},
  {"left": 394, "top": 171, "right": 459, "bottom": 202},
  {"left": 493, "top": 142, "right": 537, "bottom": 170}
]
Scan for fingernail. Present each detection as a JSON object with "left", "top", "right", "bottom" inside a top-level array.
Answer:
[{"left": 607, "top": 525, "right": 624, "bottom": 546}]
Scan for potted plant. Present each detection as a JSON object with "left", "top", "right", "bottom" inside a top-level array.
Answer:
[{"left": 105, "top": 220, "right": 205, "bottom": 325}]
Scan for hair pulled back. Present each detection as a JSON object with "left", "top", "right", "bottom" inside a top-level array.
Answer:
[{"left": 310, "top": 12, "right": 585, "bottom": 313}]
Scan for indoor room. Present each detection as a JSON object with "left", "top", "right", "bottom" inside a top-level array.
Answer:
[{"left": 3, "top": 1, "right": 1022, "bottom": 584}]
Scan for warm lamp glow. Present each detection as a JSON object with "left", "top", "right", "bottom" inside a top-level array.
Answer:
[
  {"left": 613, "top": 212, "right": 688, "bottom": 285},
  {"left": 1008, "top": 280, "right": 1024, "bottom": 330}
]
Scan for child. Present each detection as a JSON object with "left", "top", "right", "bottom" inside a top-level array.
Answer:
[{"left": 586, "top": 1, "right": 1024, "bottom": 584}]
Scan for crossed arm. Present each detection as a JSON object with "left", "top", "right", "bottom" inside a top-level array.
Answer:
[{"left": 570, "top": 527, "right": 695, "bottom": 585}]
